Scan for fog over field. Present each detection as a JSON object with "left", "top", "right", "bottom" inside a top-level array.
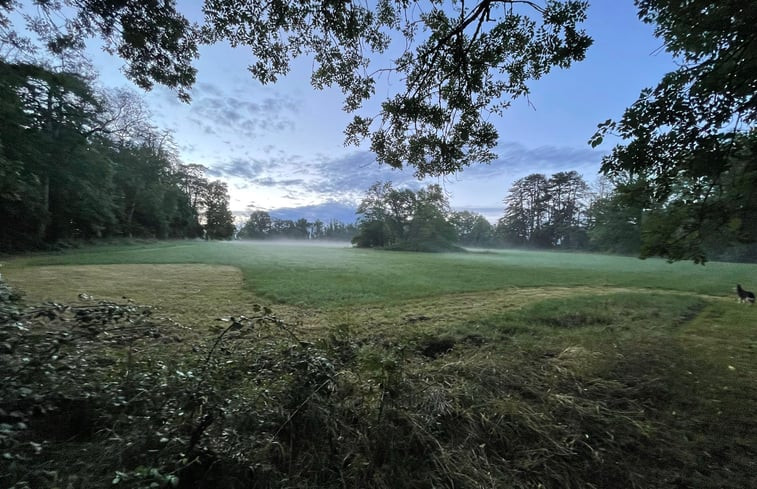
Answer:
[{"left": 229, "top": 239, "right": 353, "bottom": 249}]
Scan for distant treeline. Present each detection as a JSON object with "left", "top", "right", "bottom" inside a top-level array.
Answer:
[
  {"left": 350, "top": 177, "right": 602, "bottom": 253},
  {"left": 349, "top": 178, "right": 757, "bottom": 261},
  {"left": 237, "top": 211, "right": 357, "bottom": 241},
  {"left": 0, "top": 60, "right": 236, "bottom": 252}
]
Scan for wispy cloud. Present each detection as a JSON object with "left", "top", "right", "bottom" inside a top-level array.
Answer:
[
  {"left": 458, "top": 142, "right": 604, "bottom": 181},
  {"left": 206, "top": 158, "right": 270, "bottom": 179},
  {"left": 215, "top": 142, "right": 605, "bottom": 222},
  {"left": 194, "top": 82, "right": 224, "bottom": 98},
  {"left": 304, "top": 151, "right": 421, "bottom": 196},
  {"left": 184, "top": 81, "right": 300, "bottom": 140},
  {"left": 252, "top": 177, "right": 307, "bottom": 187},
  {"left": 436, "top": 142, "right": 604, "bottom": 218}
]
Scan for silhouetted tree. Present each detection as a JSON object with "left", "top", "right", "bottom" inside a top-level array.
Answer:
[
  {"left": 238, "top": 211, "right": 273, "bottom": 239},
  {"left": 203, "top": 181, "right": 235, "bottom": 240},
  {"left": 500, "top": 174, "right": 550, "bottom": 247},
  {"left": 546, "top": 171, "right": 589, "bottom": 248}
]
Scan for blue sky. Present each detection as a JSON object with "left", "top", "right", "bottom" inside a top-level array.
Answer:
[{"left": 84, "top": 1, "right": 677, "bottom": 223}]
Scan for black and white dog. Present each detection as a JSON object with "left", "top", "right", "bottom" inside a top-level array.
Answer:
[{"left": 737, "top": 284, "right": 755, "bottom": 304}]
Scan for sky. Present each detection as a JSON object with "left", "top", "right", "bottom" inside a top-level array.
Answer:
[{"left": 83, "top": 1, "right": 678, "bottom": 224}]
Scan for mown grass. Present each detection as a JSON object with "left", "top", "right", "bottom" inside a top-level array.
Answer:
[
  {"left": 4, "top": 240, "right": 756, "bottom": 307},
  {"left": 2, "top": 242, "right": 757, "bottom": 487}
]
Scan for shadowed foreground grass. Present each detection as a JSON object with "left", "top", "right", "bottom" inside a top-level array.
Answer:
[{"left": 1, "top": 242, "right": 756, "bottom": 488}]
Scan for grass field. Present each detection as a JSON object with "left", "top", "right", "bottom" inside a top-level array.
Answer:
[
  {"left": 4, "top": 240, "right": 755, "bottom": 305},
  {"left": 4, "top": 240, "right": 751, "bottom": 339},
  {"left": 2, "top": 241, "right": 757, "bottom": 488}
]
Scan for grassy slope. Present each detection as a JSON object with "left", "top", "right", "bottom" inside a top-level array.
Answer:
[{"left": 3, "top": 242, "right": 757, "bottom": 487}]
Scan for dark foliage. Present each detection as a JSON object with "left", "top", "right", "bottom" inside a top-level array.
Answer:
[
  {"left": 498, "top": 171, "right": 590, "bottom": 249},
  {"left": 0, "top": 59, "right": 235, "bottom": 251},
  {"left": 2, "top": 0, "right": 591, "bottom": 177},
  {"left": 592, "top": 0, "right": 757, "bottom": 262},
  {"left": 353, "top": 181, "right": 459, "bottom": 252}
]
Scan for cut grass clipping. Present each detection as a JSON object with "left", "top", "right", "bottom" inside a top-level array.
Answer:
[{"left": 2, "top": 272, "right": 756, "bottom": 488}]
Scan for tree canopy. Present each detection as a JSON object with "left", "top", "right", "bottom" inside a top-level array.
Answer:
[
  {"left": 591, "top": 0, "right": 757, "bottom": 262},
  {"left": 1, "top": 0, "right": 592, "bottom": 177}
]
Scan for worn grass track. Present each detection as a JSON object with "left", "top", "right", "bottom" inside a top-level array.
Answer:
[{"left": 1, "top": 261, "right": 727, "bottom": 339}]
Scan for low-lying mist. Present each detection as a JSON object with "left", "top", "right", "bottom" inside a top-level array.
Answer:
[{"left": 230, "top": 239, "right": 353, "bottom": 249}]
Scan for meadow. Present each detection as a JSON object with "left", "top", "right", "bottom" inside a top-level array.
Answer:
[
  {"left": 2, "top": 241, "right": 757, "bottom": 488},
  {"left": 4, "top": 239, "right": 754, "bottom": 305}
]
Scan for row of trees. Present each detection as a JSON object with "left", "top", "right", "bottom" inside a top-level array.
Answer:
[
  {"left": 2, "top": 1, "right": 753, "bottom": 262},
  {"left": 0, "top": 63, "right": 235, "bottom": 251},
  {"left": 236, "top": 164, "right": 757, "bottom": 262},
  {"left": 350, "top": 177, "right": 598, "bottom": 253},
  {"left": 0, "top": 2, "right": 238, "bottom": 251},
  {"left": 348, "top": 169, "right": 756, "bottom": 261},
  {"left": 348, "top": 175, "right": 638, "bottom": 255},
  {"left": 497, "top": 171, "right": 643, "bottom": 256},
  {"left": 499, "top": 171, "right": 590, "bottom": 249},
  {"left": 238, "top": 211, "right": 357, "bottom": 241}
]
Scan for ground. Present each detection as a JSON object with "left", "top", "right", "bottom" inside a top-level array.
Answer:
[{"left": 1, "top": 242, "right": 756, "bottom": 488}]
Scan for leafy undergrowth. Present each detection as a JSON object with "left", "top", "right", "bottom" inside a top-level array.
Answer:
[{"left": 2, "top": 278, "right": 756, "bottom": 488}]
